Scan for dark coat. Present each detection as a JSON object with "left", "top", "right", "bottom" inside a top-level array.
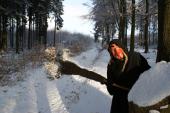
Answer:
[
  {"left": 107, "top": 51, "right": 151, "bottom": 95},
  {"left": 107, "top": 39, "right": 151, "bottom": 113},
  {"left": 107, "top": 51, "right": 150, "bottom": 113}
]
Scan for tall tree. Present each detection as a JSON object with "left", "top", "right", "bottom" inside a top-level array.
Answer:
[
  {"left": 157, "top": 0, "right": 170, "bottom": 62},
  {"left": 52, "top": 0, "right": 64, "bottom": 46},
  {"left": 144, "top": 0, "right": 149, "bottom": 53},
  {"left": 118, "top": 0, "right": 127, "bottom": 46},
  {"left": 0, "top": 0, "right": 8, "bottom": 51},
  {"left": 130, "top": 0, "right": 136, "bottom": 52}
]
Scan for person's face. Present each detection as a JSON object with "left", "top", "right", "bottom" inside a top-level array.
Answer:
[{"left": 110, "top": 44, "right": 124, "bottom": 60}]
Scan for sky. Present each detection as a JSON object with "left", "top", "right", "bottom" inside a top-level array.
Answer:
[
  {"left": 48, "top": 0, "right": 94, "bottom": 36},
  {"left": 62, "top": 0, "right": 94, "bottom": 36}
]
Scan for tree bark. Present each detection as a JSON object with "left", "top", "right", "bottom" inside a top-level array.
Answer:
[
  {"left": 0, "top": 15, "right": 2, "bottom": 50},
  {"left": 53, "top": 16, "right": 56, "bottom": 46},
  {"left": 2, "top": 15, "right": 7, "bottom": 51},
  {"left": 28, "top": 9, "right": 32, "bottom": 49},
  {"left": 43, "top": 15, "right": 48, "bottom": 47},
  {"left": 130, "top": 0, "right": 136, "bottom": 52},
  {"left": 144, "top": 0, "right": 149, "bottom": 53},
  {"left": 15, "top": 17, "right": 20, "bottom": 54},
  {"left": 157, "top": 0, "right": 170, "bottom": 62},
  {"left": 118, "top": 0, "right": 126, "bottom": 47},
  {"left": 106, "top": 23, "right": 110, "bottom": 44},
  {"left": 10, "top": 18, "right": 14, "bottom": 48}
]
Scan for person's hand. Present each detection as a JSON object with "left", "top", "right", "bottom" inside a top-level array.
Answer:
[{"left": 100, "top": 80, "right": 107, "bottom": 85}]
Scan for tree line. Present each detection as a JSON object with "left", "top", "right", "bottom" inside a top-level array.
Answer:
[
  {"left": 0, "top": 0, "right": 63, "bottom": 53},
  {"left": 1, "top": 0, "right": 170, "bottom": 62},
  {"left": 90, "top": 0, "right": 170, "bottom": 62},
  {"left": 90, "top": 0, "right": 158, "bottom": 51}
]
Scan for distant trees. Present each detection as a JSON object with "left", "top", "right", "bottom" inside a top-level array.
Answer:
[
  {"left": 90, "top": 0, "right": 118, "bottom": 44},
  {"left": 90, "top": 0, "right": 170, "bottom": 62},
  {"left": 90, "top": 0, "right": 158, "bottom": 52},
  {"left": 136, "top": 0, "right": 157, "bottom": 53},
  {"left": 0, "top": 0, "right": 63, "bottom": 53}
]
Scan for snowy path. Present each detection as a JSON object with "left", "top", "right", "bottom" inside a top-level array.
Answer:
[{"left": 0, "top": 47, "right": 112, "bottom": 113}]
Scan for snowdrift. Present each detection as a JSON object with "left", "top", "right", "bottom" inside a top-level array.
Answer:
[{"left": 128, "top": 61, "right": 170, "bottom": 113}]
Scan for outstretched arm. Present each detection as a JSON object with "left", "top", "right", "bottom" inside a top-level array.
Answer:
[
  {"left": 59, "top": 60, "right": 129, "bottom": 91},
  {"left": 59, "top": 60, "right": 107, "bottom": 84}
]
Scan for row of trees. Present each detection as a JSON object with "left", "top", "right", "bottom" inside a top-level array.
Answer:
[
  {"left": 0, "top": 0, "right": 64, "bottom": 53},
  {"left": 90, "top": 0, "right": 170, "bottom": 62},
  {"left": 90, "top": 0, "right": 158, "bottom": 53}
]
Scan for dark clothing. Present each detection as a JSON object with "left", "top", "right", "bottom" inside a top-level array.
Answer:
[
  {"left": 111, "top": 91, "right": 128, "bottom": 113},
  {"left": 107, "top": 51, "right": 150, "bottom": 113}
]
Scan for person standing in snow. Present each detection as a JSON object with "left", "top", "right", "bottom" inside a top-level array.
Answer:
[{"left": 106, "top": 39, "right": 151, "bottom": 113}]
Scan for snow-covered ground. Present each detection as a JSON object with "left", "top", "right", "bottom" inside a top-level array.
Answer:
[
  {"left": 128, "top": 61, "right": 170, "bottom": 107},
  {"left": 0, "top": 46, "right": 111, "bottom": 113},
  {"left": 1, "top": 44, "right": 170, "bottom": 113}
]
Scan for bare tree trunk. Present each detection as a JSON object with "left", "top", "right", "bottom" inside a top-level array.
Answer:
[
  {"left": 43, "top": 15, "right": 48, "bottom": 47},
  {"left": 53, "top": 16, "right": 56, "bottom": 46},
  {"left": 124, "top": 8, "right": 128, "bottom": 48},
  {"left": 10, "top": 18, "right": 14, "bottom": 48},
  {"left": 2, "top": 15, "right": 7, "bottom": 51},
  {"left": 157, "top": 0, "right": 170, "bottom": 62},
  {"left": 20, "top": 17, "right": 25, "bottom": 51},
  {"left": 16, "top": 17, "right": 20, "bottom": 53},
  {"left": 122, "top": 0, "right": 127, "bottom": 48},
  {"left": 119, "top": 15, "right": 124, "bottom": 41},
  {"left": 106, "top": 23, "right": 110, "bottom": 44},
  {"left": 0, "top": 15, "right": 2, "bottom": 50},
  {"left": 152, "top": 32, "right": 155, "bottom": 45},
  {"left": 144, "top": 0, "right": 149, "bottom": 53},
  {"left": 31, "top": 17, "right": 34, "bottom": 48},
  {"left": 22, "top": 17, "right": 26, "bottom": 50},
  {"left": 130, "top": 0, "right": 136, "bottom": 52},
  {"left": 118, "top": 0, "right": 126, "bottom": 47},
  {"left": 152, "top": 21, "right": 157, "bottom": 45},
  {"left": 36, "top": 17, "right": 39, "bottom": 45},
  {"left": 28, "top": 12, "right": 32, "bottom": 49}
]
